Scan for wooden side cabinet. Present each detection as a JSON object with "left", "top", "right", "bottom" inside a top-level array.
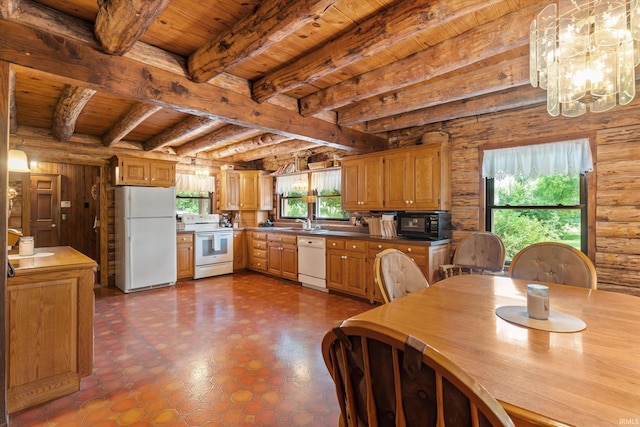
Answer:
[
  {"left": 176, "top": 232, "right": 194, "bottom": 280},
  {"left": 233, "top": 230, "right": 246, "bottom": 270},
  {"left": 6, "top": 247, "right": 96, "bottom": 413}
]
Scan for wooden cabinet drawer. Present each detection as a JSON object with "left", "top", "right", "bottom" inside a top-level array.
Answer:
[
  {"left": 177, "top": 232, "right": 193, "bottom": 243},
  {"left": 405, "top": 254, "right": 426, "bottom": 267},
  {"left": 252, "top": 259, "right": 267, "bottom": 272},
  {"left": 396, "top": 244, "right": 427, "bottom": 256},
  {"left": 345, "top": 240, "right": 366, "bottom": 253},
  {"left": 267, "top": 233, "right": 297, "bottom": 245},
  {"left": 253, "top": 240, "right": 267, "bottom": 250},
  {"left": 253, "top": 232, "right": 267, "bottom": 241},
  {"left": 253, "top": 249, "right": 267, "bottom": 259},
  {"left": 282, "top": 235, "right": 297, "bottom": 245},
  {"left": 327, "top": 239, "right": 345, "bottom": 250},
  {"left": 368, "top": 241, "right": 395, "bottom": 252}
]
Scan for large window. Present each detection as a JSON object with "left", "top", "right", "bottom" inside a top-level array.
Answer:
[{"left": 483, "top": 139, "right": 593, "bottom": 260}]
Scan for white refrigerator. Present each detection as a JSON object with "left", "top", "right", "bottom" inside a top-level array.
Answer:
[{"left": 115, "top": 186, "right": 177, "bottom": 293}]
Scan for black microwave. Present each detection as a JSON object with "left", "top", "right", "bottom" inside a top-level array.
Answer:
[{"left": 396, "top": 211, "right": 451, "bottom": 240}]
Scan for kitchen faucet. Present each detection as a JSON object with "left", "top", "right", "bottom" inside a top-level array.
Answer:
[{"left": 296, "top": 218, "right": 313, "bottom": 230}]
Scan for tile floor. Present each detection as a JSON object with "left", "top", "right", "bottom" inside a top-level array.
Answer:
[{"left": 9, "top": 271, "right": 373, "bottom": 426}]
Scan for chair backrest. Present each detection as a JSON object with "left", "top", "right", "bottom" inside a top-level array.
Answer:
[
  {"left": 509, "top": 242, "right": 597, "bottom": 289},
  {"left": 373, "top": 248, "right": 429, "bottom": 303},
  {"left": 453, "top": 232, "right": 506, "bottom": 272},
  {"left": 322, "top": 319, "right": 515, "bottom": 427}
]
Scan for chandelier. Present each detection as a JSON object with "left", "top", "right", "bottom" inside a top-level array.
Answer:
[{"left": 530, "top": 0, "right": 640, "bottom": 116}]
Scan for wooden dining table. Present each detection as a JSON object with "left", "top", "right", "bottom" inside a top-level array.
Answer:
[{"left": 345, "top": 275, "right": 640, "bottom": 426}]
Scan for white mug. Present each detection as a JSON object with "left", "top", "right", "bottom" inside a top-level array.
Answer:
[{"left": 527, "top": 284, "right": 549, "bottom": 320}]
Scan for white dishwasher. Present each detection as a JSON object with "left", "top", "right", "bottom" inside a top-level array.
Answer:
[{"left": 297, "top": 235, "right": 327, "bottom": 292}]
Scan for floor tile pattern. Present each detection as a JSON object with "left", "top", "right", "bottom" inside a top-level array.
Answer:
[{"left": 10, "top": 272, "right": 372, "bottom": 426}]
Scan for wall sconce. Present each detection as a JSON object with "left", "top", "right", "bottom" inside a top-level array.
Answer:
[{"left": 8, "top": 149, "right": 31, "bottom": 172}]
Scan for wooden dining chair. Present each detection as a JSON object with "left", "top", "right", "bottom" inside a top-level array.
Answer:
[
  {"left": 373, "top": 248, "right": 429, "bottom": 303},
  {"left": 509, "top": 242, "right": 597, "bottom": 289},
  {"left": 322, "top": 319, "right": 515, "bottom": 427},
  {"left": 441, "top": 232, "right": 506, "bottom": 279}
]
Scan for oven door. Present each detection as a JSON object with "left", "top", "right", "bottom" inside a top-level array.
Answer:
[{"left": 194, "top": 231, "right": 233, "bottom": 266}]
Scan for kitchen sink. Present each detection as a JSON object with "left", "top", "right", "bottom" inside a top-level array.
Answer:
[{"left": 298, "top": 228, "right": 329, "bottom": 234}]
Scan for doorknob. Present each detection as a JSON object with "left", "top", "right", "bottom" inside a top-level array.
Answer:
[{"left": 50, "top": 224, "right": 56, "bottom": 228}]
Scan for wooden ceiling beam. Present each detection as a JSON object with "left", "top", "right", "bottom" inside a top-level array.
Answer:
[
  {"left": 188, "top": 0, "right": 337, "bottom": 82},
  {"left": 0, "top": 18, "right": 386, "bottom": 153},
  {"left": 144, "top": 116, "right": 224, "bottom": 152},
  {"left": 225, "top": 140, "right": 319, "bottom": 163},
  {"left": 201, "top": 133, "right": 294, "bottom": 160},
  {"left": 52, "top": 85, "right": 97, "bottom": 141},
  {"left": 175, "top": 124, "right": 262, "bottom": 157},
  {"left": 299, "top": 1, "right": 540, "bottom": 117},
  {"left": 366, "top": 86, "right": 546, "bottom": 133},
  {"left": 8, "top": 66, "right": 17, "bottom": 133},
  {"left": 251, "top": 0, "right": 501, "bottom": 103},
  {"left": 338, "top": 55, "right": 530, "bottom": 126},
  {"left": 0, "top": 0, "right": 18, "bottom": 18},
  {"left": 102, "top": 102, "right": 162, "bottom": 147},
  {"left": 95, "top": 0, "right": 171, "bottom": 55}
]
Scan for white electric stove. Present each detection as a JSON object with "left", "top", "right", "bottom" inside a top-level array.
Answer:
[{"left": 182, "top": 214, "right": 234, "bottom": 279}]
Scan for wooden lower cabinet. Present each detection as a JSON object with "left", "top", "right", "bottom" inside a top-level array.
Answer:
[
  {"left": 327, "top": 238, "right": 368, "bottom": 298},
  {"left": 176, "top": 232, "right": 194, "bottom": 280},
  {"left": 6, "top": 247, "right": 96, "bottom": 413},
  {"left": 249, "top": 231, "right": 268, "bottom": 272},
  {"left": 233, "top": 230, "right": 246, "bottom": 270},
  {"left": 367, "top": 240, "right": 451, "bottom": 303},
  {"left": 267, "top": 233, "right": 298, "bottom": 280}
]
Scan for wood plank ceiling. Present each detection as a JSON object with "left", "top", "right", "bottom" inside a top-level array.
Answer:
[{"left": 0, "top": 0, "right": 545, "bottom": 170}]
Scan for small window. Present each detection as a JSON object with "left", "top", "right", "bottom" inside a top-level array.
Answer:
[
  {"left": 280, "top": 190, "right": 307, "bottom": 218},
  {"left": 176, "top": 190, "right": 211, "bottom": 215},
  {"left": 315, "top": 189, "right": 348, "bottom": 220}
]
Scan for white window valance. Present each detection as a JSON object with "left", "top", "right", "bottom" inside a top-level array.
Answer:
[
  {"left": 482, "top": 139, "right": 593, "bottom": 179},
  {"left": 311, "top": 169, "right": 341, "bottom": 193},
  {"left": 176, "top": 173, "right": 215, "bottom": 194},
  {"left": 276, "top": 173, "right": 308, "bottom": 194}
]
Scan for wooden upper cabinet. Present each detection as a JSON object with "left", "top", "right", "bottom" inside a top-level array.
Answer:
[
  {"left": 221, "top": 171, "right": 241, "bottom": 210},
  {"left": 259, "top": 174, "right": 274, "bottom": 211},
  {"left": 221, "top": 170, "right": 273, "bottom": 211},
  {"left": 239, "top": 171, "right": 259, "bottom": 210},
  {"left": 111, "top": 156, "right": 176, "bottom": 187},
  {"left": 342, "top": 143, "right": 450, "bottom": 212},
  {"left": 385, "top": 143, "right": 451, "bottom": 210},
  {"left": 341, "top": 153, "right": 384, "bottom": 211}
]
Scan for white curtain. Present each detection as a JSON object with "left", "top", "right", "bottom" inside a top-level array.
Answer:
[
  {"left": 482, "top": 139, "right": 593, "bottom": 179},
  {"left": 311, "top": 169, "right": 341, "bottom": 193},
  {"left": 275, "top": 173, "right": 308, "bottom": 194},
  {"left": 175, "top": 173, "right": 215, "bottom": 194}
]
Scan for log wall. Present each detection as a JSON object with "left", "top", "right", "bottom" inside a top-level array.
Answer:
[{"left": 390, "top": 99, "right": 640, "bottom": 296}]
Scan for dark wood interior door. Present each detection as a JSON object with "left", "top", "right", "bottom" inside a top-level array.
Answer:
[{"left": 30, "top": 174, "right": 60, "bottom": 248}]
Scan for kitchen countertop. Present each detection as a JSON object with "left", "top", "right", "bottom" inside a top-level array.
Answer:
[
  {"left": 245, "top": 226, "right": 450, "bottom": 246},
  {"left": 8, "top": 246, "right": 97, "bottom": 275}
]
